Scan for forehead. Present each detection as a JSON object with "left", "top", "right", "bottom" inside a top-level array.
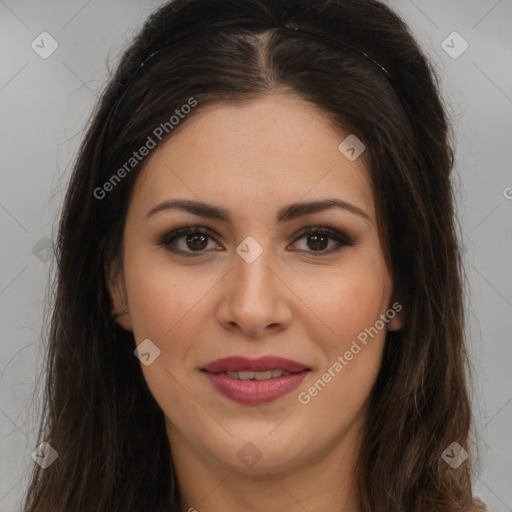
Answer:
[{"left": 131, "top": 92, "right": 375, "bottom": 224}]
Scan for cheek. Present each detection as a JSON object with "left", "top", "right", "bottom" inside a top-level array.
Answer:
[
  {"left": 294, "top": 256, "right": 391, "bottom": 354},
  {"left": 295, "top": 264, "right": 390, "bottom": 421},
  {"left": 123, "top": 262, "right": 213, "bottom": 417},
  {"left": 123, "top": 253, "right": 214, "bottom": 349}
]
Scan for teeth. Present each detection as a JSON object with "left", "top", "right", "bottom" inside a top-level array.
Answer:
[
  {"left": 224, "top": 369, "right": 292, "bottom": 380},
  {"left": 255, "top": 371, "right": 272, "bottom": 380}
]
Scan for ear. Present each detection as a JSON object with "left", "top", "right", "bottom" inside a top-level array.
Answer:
[
  {"left": 387, "top": 298, "right": 405, "bottom": 332},
  {"left": 105, "top": 258, "right": 133, "bottom": 332}
]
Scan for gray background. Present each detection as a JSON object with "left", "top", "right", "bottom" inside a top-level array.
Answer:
[{"left": 0, "top": 1, "right": 511, "bottom": 510}]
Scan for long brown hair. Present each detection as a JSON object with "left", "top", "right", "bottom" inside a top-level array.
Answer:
[{"left": 23, "top": 0, "right": 485, "bottom": 510}]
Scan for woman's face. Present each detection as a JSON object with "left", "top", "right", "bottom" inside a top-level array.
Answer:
[{"left": 110, "top": 92, "right": 403, "bottom": 477}]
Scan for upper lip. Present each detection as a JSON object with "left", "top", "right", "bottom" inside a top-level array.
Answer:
[{"left": 201, "top": 356, "right": 310, "bottom": 374}]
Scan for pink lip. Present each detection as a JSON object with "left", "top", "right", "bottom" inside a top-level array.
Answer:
[
  {"left": 202, "top": 356, "right": 310, "bottom": 373},
  {"left": 201, "top": 356, "right": 311, "bottom": 405}
]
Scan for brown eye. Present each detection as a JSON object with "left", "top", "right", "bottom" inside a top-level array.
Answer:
[
  {"left": 292, "top": 227, "right": 354, "bottom": 255},
  {"left": 159, "top": 226, "right": 220, "bottom": 256},
  {"left": 185, "top": 232, "right": 208, "bottom": 251},
  {"left": 306, "top": 232, "right": 329, "bottom": 251}
]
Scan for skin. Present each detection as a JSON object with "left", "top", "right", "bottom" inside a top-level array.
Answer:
[{"left": 109, "top": 91, "right": 404, "bottom": 512}]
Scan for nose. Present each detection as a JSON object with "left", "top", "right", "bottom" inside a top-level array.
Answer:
[{"left": 216, "top": 247, "right": 293, "bottom": 339}]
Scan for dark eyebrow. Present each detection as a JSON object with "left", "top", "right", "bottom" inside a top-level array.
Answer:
[
  {"left": 146, "top": 198, "right": 371, "bottom": 224},
  {"left": 277, "top": 199, "right": 371, "bottom": 224}
]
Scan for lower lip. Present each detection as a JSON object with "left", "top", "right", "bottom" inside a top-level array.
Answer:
[{"left": 204, "top": 371, "right": 309, "bottom": 405}]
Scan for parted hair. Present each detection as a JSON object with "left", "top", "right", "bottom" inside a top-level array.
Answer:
[{"left": 23, "top": 0, "right": 485, "bottom": 511}]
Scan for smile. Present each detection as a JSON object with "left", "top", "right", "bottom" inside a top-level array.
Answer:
[
  {"left": 223, "top": 369, "right": 292, "bottom": 380},
  {"left": 201, "top": 356, "right": 311, "bottom": 405}
]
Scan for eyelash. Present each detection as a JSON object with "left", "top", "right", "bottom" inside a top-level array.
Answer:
[{"left": 158, "top": 224, "right": 354, "bottom": 258}]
